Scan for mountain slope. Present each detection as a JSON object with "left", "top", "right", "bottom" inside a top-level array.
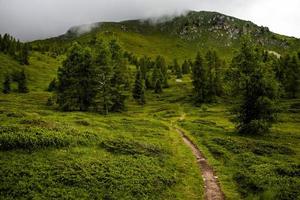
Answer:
[{"left": 32, "top": 10, "right": 300, "bottom": 63}]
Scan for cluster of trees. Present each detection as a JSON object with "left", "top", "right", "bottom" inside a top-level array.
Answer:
[
  {"left": 133, "top": 55, "right": 169, "bottom": 96},
  {"left": 170, "top": 59, "right": 192, "bottom": 79},
  {"left": 190, "top": 39, "right": 299, "bottom": 135},
  {"left": 2, "top": 70, "right": 29, "bottom": 94},
  {"left": 191, "top": 50, "right": 224, "bottom": 103},
  {"left": 228, "top": 39, "right": 281, "bottom": 134},
  {"left": 54, "top": 40, "right": 130, "bottom": 114},
  {"left": 0, "top": 34, "right": 30, "bottom": 65},
  {"left": 49, "top": 35, "right": 300, "bottom": 135}
]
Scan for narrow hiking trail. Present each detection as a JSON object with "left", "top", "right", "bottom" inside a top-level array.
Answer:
[{"left": 173, "top": 113, "right": 224, "bottom": 200}]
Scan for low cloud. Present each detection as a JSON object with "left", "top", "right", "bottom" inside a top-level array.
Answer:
[{"left": 0, "top": 0, "right": 299, "bottom": 41}]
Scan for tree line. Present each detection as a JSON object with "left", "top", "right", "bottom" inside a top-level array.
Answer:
[
  {"left": 47, "top": 36, "right": 299, "bottom": 135},
  {"left": 0, "top": 33, "right": 30, "bottom": 65},
  {"left": 2, "top": 69, "right": 29, "bottom": 94}
]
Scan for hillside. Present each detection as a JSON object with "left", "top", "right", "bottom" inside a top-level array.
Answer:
[
  {"left": 32, "top": 10, "right": 300, "bottom": 63},
  {"left": 1, "top": 10, "right": 300, "bottom": 200}
]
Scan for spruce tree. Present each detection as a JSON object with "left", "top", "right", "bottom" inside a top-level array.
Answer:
[
  {"left": 231, "top": 39, "right": 280, "bottom": 135},
  {"left": 17, "top": 69, "right": 29, "bottom": 93},
  {"left": 139, "top": 56, "right": 153, "bottom": 89},
  {"left": 173, "top": 59, "right": 182, "bottom": 79},
  {"left": 192, "top": 52, "right": 208, "bottom": 103},
  {"left": 47, "top": 78, "right": 57, "bottom": 92},
  {"left": 132, "top": 69, "right": 146, "bottom": 105},
  {"left": 152, "top": 65, "right": 163, "bottom": 94},
  {"left": 284, "top": 55, "right": 300, "bottom": 98},
  {"left": 182, "top": 60, "right": 190, "bottom": 74},
  {"left": 2, "top": 75, "right": 11, "bottom": 94},
  {"left": 155, "top": 56, "right": 168, "bottom": 88},
  {"left": 57, "top": 42, "right": 95, "bottom": 111},
  {"left": 93, "top": 42, "right": 114, "bottom": 114},
  {"left": 19, "top": 43, "right": 29, "bottom": 65}
]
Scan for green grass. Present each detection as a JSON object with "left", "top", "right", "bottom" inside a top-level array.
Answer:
[
  {"left": 0, "top": 91, "right": 203, "bottom": 200},
  {"left": 174, "top": 87, "right": 300, "bottom": 200}
]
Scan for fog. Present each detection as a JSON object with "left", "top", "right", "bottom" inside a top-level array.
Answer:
[{"left": 0, "top": 0, "right": 299, "bottom": 41}]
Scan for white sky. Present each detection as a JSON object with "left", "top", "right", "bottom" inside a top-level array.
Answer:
[{"left": 0, "top": 0, "right": 299, "bottom": 41}]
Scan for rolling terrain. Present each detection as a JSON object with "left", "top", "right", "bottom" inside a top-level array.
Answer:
[{"left": 0, "top": 10, "right": 300, "bottom": 200}]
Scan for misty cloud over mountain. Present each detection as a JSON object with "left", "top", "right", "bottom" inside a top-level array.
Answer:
[{"left": 0, "top": 0, "right": 299, "bottom": 41}]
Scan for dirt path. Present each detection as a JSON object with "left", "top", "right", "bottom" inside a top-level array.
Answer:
[{"left": 175, "top": 128, "right": 224, "bottom": 200}]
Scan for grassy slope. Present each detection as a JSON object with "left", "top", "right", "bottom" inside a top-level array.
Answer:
[
  {"left": 1, "top": 11, "right": 300, "bottom": 198},
  {"left": 0, "top": 52, "right": 60, "bottom": 91},
  {"left": 0, "top": 50, "right": 299, "bottom": 199},
  {"left": 0, "top": 54, "right": 204, "bottom": 199}
]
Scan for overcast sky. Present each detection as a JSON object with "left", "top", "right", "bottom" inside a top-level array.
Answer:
[{"left": 0, "top": 0, "right": 299, "bottom": 41}]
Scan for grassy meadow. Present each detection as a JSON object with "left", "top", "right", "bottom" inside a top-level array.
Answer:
[{"left": 1, "top": 16, "right": 300, "bottom": 199}]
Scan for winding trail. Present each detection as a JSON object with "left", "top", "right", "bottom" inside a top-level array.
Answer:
[{"left": 175, "top": 128, "right": 224, "bottom": 200}]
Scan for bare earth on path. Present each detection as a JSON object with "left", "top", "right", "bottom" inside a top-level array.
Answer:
[{"left": 175, "top": 128, "right": 225, "bottom": 200}]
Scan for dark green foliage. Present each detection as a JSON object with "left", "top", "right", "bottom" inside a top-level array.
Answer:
[
  {"left": 132, "top": 69, "right": 146, "bottom": 105},
  {"left": 57, "top": 42, "right": 95, "bottom": 111},
  {"left": 101, "top": 138, "right": 167, "bottom": 156},
  {"left": 93, "top": 40, "right": 127, "bottom": 114},
  {"left": 155, "top": 56, "right": 169, "bottom": 88},
  {"left": 192, "top": 52, "right": 208, "bottom": 103},
  {"left": 139, "top": 56, "right": 153, "bottom": 89},
  {"left": 0, "top": 126, "right": 71, "bottom": 150},
  {"left": 231, "top": 39, "right": 280, "bottom": 134},
  {"left": 173, "top": 59, "right": 182, "bottom": 79},
  {"left": 17, "top": 69, "right": 29, "bottom": 93},
  {"left": 276, "top": 54, "right": 300, "bottom": 98},
  {"left": 0, "top": 33, "right": 30, "bottom": 65},
  {"left": 47, "top": 78, "right": 57, "bottom": 92},
  {"left": 205, "top": 50, "right": 223, "bottom": 100},
  {"left": 2, "top": 74, "right": 11, "bottom": 94},
  {"left": 152, "top": 64, "right": 164, "bottom": 94},
  {"left": 181, "top": 60, "right": 190, "bottom": 74},
  {"left": 19, "top": 43, "right": 30, "bottom": 65}
]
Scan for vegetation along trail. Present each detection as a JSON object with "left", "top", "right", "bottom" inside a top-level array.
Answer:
[{"left": 175, "top": 127, "right": 224, "bottom": 200}]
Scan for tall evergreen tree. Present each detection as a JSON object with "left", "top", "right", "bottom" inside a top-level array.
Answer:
[
  {"left": 57, "top": 42, "right": 95, "bottom": 111},
  {"left": 281, "top": 55, "right": 300, "bottom": 98},
  {"left": 173, "top": 59, "right": 182, "bottom": 79},
  {"left": 17, "top": 69, "right": 29, "bottom": 93},
  {"left": 2, "top": 75, "right": 11, "bottom": 94},
  {"left": 231, "top": 39, "right": 280, "bottom": 134},
  {"left": 19, "top": 43, "right": 30, "bottom": 65},
  {"left": 152, "top": 65, "right": 163, "bottom": 94},
  {"left": 192, "top": 52, "right": 208, "bottom": 103},
  {"left": 155, "top": 56, "right": 168, "bottom": 88},
  {"left": 47, "top": 78, "right": 57, "bottom": 92},
  {"left": 205, "top": 50, "right": 223, "bottom": 101},
  {"left": 132, "top": 69, "right": 146, "bottom": 105},
  {"left": 139, "top": 56, "right": 153, "bottom": 89},
  {"left": 182, "top": 60, "right": 190, "bottom": 74},
  {"left": 93, "top": 42, "right": 114, "bottom": 114}
]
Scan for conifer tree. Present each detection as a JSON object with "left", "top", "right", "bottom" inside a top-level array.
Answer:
[
  {"left": 281, "top": 55, "right": 300, "bottom": 98},
  {"left": 155, "top": 56, "right": 168, "bottom": 88},
  {"left": 132, "top": 68, "right": 146, "bottom": 105},
  {"left": 93, "top": 42, "right": 114, "bottom": 114},
  {"left": 47, "top": 78, "right": 57, "bottom": 92},
  {"left": 205, "top": 50, "right": 223, "bottom": 101},
  {"left": 231, "top": 39, "right": 280, "bottom": 134},
  {"left": 17, "top": 69, "right": 29, "bottom": 93},
  {"left": 192, "top": 52, "right": 208, "bottom": 103},
  {"left": 2, "top": 74, "right": 11, "bottom": 94},
  {"left": 182, "top": 60, "right": 190, "bottom": 74},
  {"left": 57, "top": 42, "right": 95, "bottom": 111},
  {"left": 19, "top": 43, "right": 30, "bottom": 65},
  {"left": 152, "top": 65, "right": 163, "bottom": 94},
  {"left": 139, "top": 56, "right": 153, "bottom": 89},
  {"left": 173, "top": 59, "right": 182, "bottom": 79}
]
